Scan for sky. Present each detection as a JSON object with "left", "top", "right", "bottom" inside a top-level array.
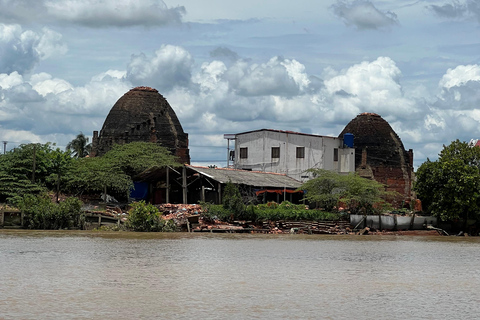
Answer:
[{"left": 0, "top": 0, "right": 479, "bottom": 169}]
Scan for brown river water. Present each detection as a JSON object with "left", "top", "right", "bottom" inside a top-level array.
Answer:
[{"left": 1, "top": 230, "right": 480, "bottom": 319}]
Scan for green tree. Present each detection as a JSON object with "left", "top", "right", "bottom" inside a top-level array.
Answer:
[
  {"left": 341, "top": 173, "right": 390, "bottom": 215},
  {"left": 0, "top": 143, "right": 70, "bottom": 202},
  {"left": 222, "top": 181, "right": 245, "bottom": 220},
  {"left": 300, "top": 169, "right": 389, "bottom": 214},
  {"left": 101, "top": 142, "right": 180, "bottom": 177},
  {"left": 45, "top": 148, "right": 73, "bottom": 202},
  {"left": 299, "top": 169, "right": 343, "bottom": 212},
  {"left": 63, "top": 142, "right": 180, "bottom": 197},
  {"left": 66, "top": 132, "right": 92, "bottom": 158},
  {"left": 415, "top": 140, "right": 480, "bottom": 225}
]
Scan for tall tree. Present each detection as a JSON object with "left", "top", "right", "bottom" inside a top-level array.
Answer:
[
  {"left": 415, "top": 140, "right": 480, "bottom": 226},
  {"left": 300, "top": 169, "right": 390, "bottom": 214},
  {"left": 0, "top": 143, "right": 70, "bottom": 202},
  {"left": 64, "top": 142, "right": 180, "bottom": 197},
  {"left": 66, "top": 132, "right": 92, "bottom": 158}
]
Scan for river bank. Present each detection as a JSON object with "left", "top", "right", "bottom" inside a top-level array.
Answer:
[{"left": 1, "top": 203, "right": 450, "bottom": 236}]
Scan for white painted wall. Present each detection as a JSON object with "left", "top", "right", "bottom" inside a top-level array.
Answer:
[{"left": 234, "top": 130, "right": 355, "bottom": 182}]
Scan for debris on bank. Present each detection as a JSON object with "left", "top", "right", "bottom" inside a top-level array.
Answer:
[
  {"left": 156, "top": 203, "right": 351, "bottom": 234},
  {"left": 79, "top": 203, "right": 447, "bottom": 236}
]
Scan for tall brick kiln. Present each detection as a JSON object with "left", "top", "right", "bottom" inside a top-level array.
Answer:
[
  {"left": 339, "top": 113, "right": 414, "bottom": 202},
  {"left": 90, "top": 86, "right": 190, "bottom": 164}
]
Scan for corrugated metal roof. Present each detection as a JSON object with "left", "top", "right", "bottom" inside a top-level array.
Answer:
[
  {"left": 234, "top": 128, "right": 340, "bottom": 139},
  {"left": 187, "top": 165, "right": 302, "bottom": 189}
]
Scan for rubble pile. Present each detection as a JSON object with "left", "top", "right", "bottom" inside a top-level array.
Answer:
[
  {"left": 157, "top": 204, "right": 202, "bottom": 218},
  {"left": 82, "top": 205, "right": 128, "bottom": 222}
]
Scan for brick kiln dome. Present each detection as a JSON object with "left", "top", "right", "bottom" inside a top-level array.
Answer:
[
  {"left": 90, "top": 86, "right": 189, "bottom": 163},
  {"left": 339, "top": 113, "right": 413, "bottom": 200}
]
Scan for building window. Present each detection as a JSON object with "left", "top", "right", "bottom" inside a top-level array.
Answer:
[
  {"left": 271, "top": 147, "right": 280, "bottom": 158},
  {"left": 296, "top": 147, "right": 305, "bottom": 158},
  {"left": 240, "top": 147, "right": 248, "bottom": 159},
  {"left": 334, "top": 148, "right": 338, "bottom": 162}
]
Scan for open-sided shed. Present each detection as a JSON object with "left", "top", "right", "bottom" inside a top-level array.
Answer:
[{"left": 134, "top": 164, "right": 303, "bottom": 204}]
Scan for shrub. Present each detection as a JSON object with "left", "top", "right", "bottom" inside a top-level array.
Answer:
[
  {"left": 13, "top": 194, "right": 84, "bottom": 229},
  {"left": 253, "top": 201, "right": 342, "bottom": 221},
  {"left": 200, "top": 202, "right": 232, "bottom": 222},
  {"left": 126, "top": 201, "right": 177, "bottom": 232},
  {"left": 201, "top": 200, "right": 342, "bottom": 223}
]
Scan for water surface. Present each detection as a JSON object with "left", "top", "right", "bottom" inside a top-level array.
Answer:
[{"left": 1, "top": 230, "right": 479, "bottom": 319}]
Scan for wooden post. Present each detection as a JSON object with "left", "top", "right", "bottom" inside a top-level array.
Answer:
[
  {"left": 182, "top": 166, "right": 187, "bottom": 204},
  {"left": 218, "top": 183, "right": 222, "bottom": 204},
  {"left": 201, "top": 185, "right": 205, "bottom": 202},
  {"left": 98, "top": 215, "right": 102, "bottom": 227},
  {"left": 166, "top": 167, "right": 170, "bottom": 203},
  {"left": 0, "top": 209, "right": 4, "bottom": 227}
]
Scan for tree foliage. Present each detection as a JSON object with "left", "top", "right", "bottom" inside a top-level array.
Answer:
[
  {"left": 0, "top": 143, "right": 72, "bottom": 202},
  {"left": 102, "top": 142, "right": 180, "bottom": 177},
  {"left": 63, "top": 156, "right": 131, "bottom": 195},
  {"left": 300, "top": 169, "right": 390, "bottom": 214},
  {"left": 201, "top": 182, "right": 250, "bottom": 222},
  {"left": 415, "top": 140, "right": 480, "bottom": 222},
  {"left": 13, "top": 194, "right": 84, "bottom": 230},
  {"left": 66, "top": 132, "right": 92, "bottom": 158},
  {"left": 63, "top": 142, "right": 180, "bottom": 197}
]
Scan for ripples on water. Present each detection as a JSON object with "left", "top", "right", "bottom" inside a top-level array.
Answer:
[{"left": 1, "top": 230, "right": 480, "bottom": 319}]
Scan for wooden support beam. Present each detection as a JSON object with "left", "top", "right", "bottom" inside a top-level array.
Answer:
[
  {"left": 182, "top": 166, "right": 187, "bottom": 204},
  {"left": 166, "top": 167, "right": 170, "bottom": 204},
  {"left": 218, "top": 183, "right": 222, "bottom": 204}
]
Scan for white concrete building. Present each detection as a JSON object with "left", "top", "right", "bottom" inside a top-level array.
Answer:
[{"left": 230, "top": 129, "right": 355, "bottom": 182}]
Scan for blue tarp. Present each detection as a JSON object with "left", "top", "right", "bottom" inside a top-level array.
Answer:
[{"left": 130, "top": 182, "right": 149, "bottom": 200}]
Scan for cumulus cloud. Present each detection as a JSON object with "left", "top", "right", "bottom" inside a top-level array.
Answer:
[
  {"left": 226, "top": 57, "right": 311, "bottom": 97},
  {"left": 0, "top": 24, "right": 66, "bottom": 75},
  {"left": 436, "top": 64, "right": 480, "bottom": 110},
  {"left": 127, "top": 45, "right": 194, "bottom": 92},
  {"left": 331, "top": 0, "right": 399, "bottom": 30},
  {"left": 4, "top": 40, "right": 480, "bottom": 168},
  {"left": 0, "top": 69, "right": 130, "bottom": 144},
  {"left": 428, "top": 0, "right": 480, "bottom": 22},
  {"left": 0, "top": 0, "right": 185, "bottom": 28},
  {"left": 322, "top": 57, "right": 417, "bottom": 121},
  {"left": 439, "top": 64, "right": 480, "bottom": 88}
]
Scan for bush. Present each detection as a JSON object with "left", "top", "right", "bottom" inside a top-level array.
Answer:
[
  {"left": 253, "top": 201, "right": 342, "bottom": 221},
  {"left": 201, "top": 200, "right": 342, "bottom": 223},
  {"left": 200, "top": 202, "right": 232, "bottom": 222},
  {"left": 13, "top": 194, "right": 84, "bottom": 229},
  {"left": 126, "top": 201, "right": 177, "bottom": 232}
]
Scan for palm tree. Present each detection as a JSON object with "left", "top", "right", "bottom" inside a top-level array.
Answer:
[{"left": 66, "top": 132, "right": 92, "bottom": 158}]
